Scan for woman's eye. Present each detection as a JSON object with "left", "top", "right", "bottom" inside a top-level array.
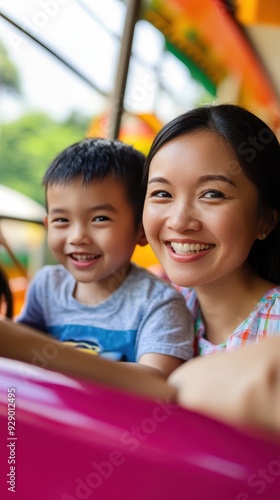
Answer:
[
  {"left": 202, "top": 190, "right": 226, "bottom": 199},
  {"left": 150, "top": 190, "right": 171, "bottom": 198}
]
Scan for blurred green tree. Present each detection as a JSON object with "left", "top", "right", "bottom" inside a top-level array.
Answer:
[
  {"left": 0, "top": 40, "right": 20, "bottom": 95},
  {"left": 0, "top": 111, "right": 90, "bottom": 205},
  {"left": 0, "top": 39, "right": 91, "bottom": 205}
]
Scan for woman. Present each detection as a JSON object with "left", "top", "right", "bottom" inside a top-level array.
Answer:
[{"left": 143, "top": 104, "right": 280, "bottom": 354}]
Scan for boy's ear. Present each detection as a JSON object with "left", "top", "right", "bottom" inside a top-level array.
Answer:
[
  {"left": 136, "top": 224, "right": 148, "bottom": 247},
  {"left": 43, "top": 215, "right": 48, "bottom": 229}
]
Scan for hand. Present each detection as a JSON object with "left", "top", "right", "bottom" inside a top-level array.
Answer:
[{"left": 168, "top": 338, "right": 280, "bottom": 433}]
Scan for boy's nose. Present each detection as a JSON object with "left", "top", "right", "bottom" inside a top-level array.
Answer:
[
  {"left": 167, "top": 204, "right": 202, "bottom": 233},
  {"left": 69, "top": 224, "right": 91, "bottom": 245}
]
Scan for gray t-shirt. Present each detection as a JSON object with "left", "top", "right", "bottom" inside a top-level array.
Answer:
[{"left": 17, "top": 263, "right": 193, "bottom": 362}]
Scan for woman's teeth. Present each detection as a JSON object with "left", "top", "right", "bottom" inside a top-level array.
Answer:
[{"left": 170, "top": 242, "right": 212, "bottom": 255}]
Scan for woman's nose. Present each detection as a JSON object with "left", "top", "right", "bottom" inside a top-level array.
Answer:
[{"left": 167, "top": 204, "right": 202, "bottom": 233}]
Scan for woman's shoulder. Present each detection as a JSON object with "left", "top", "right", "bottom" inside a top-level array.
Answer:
[
  {"left": 259, "top": 286, "right": 280, "bottom": 306},
  {"left": 226, "top": 287, "right": 280, "bottom": 346},
  {"left": 247, "top": 287, "right": 280, "bottom": 319},
  {"left": 246, "top": 286, "right": 280, "bottom": 333}
]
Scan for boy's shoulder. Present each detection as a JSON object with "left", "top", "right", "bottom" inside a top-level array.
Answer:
[{"left": 33, "top": 264, "right": 73, "bottom": 285}]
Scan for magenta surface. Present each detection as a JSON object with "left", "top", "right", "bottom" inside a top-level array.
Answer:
[{"left": 0, "top": 357, "right": 280, "bottom": 499}]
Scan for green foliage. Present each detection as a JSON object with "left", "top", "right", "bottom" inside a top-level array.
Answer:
[
  {"left": 0, "top": 40, "right": 21, "bottom": 94},
  {"left": 0, "top": 111, "right": 90, "bottom": 205}
]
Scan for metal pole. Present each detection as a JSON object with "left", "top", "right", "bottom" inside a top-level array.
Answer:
[
  {"left": 107, "top": 0, "right": 141, "bottom": 139},
  {"left": 0, "top": 11, "right": 107, "bottom": 96}
]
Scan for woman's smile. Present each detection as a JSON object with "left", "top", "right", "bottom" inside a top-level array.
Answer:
[{"left": 170, "top": 241, "right": 215, "bottom": 255}]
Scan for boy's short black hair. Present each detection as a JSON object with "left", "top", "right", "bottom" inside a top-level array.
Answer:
[{"left": 43, "top": 138, "right": 146, "bottom": 226}]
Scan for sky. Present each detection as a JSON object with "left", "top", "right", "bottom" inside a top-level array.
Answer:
[{"left": 0, "top": 0, "right": 203, "bottom": 124}]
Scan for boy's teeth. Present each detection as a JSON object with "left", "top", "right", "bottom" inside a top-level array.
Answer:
[
  {"left": 72, "top": 254, "right": 96, "bottom": 261},
  {"left": 170, "top": 242, "right": 210, "bottom": 255}
]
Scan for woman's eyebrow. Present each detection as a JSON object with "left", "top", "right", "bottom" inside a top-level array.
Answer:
[
  {"left": 197, "top": 174, "right": 236, "bottom": 186},
  {"left": 148, "top": 177, "right": 171, "bottom": 185},
  {"left": 148, "top": 174, "right": 236, "bottom": 187}
]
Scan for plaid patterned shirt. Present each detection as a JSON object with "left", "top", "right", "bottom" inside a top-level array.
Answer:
[{"left": 179, "top": 287, "right": 280, "bottom": 356}]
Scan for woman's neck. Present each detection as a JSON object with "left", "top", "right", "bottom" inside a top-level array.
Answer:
[{"left": 195, "top": 267, "right": 276, "bottom": 345}]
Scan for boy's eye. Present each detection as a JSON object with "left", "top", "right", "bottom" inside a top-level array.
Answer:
[
  {"left": 53, "top": 217, "right": 68, "bottom": 223},
  {"left": 201, "top": 190, "right": 226, "bottom": 199},
  {"left": 93, "top": 216, "right": 110, "bottom": 222}
]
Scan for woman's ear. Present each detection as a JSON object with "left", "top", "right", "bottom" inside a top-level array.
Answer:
[
  {"left": 272, "top": 209, "right": 280, "bottom": 228},
  {"left": 257, "top": 209, "right": 280, "bottom": 240},
  {"left": 136, "top": 224, "right": 148, "bottom": 247}
]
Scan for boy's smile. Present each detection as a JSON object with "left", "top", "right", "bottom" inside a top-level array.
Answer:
[
  {"left": 45, "top": 176, "right": 145, "bottom": 303},
  {"left": 69, "top": 252, "right": 101, "bottom": 268}
]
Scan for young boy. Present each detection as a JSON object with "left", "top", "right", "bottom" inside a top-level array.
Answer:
[{"left": 17, "top": 138, "right": 193, "bottom": 377}]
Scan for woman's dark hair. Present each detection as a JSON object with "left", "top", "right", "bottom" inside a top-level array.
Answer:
[
  {"left": 0, "top": 266, "right": 13, "bottom": 318},
  {"left": 144, "top": 104, "right": 280, "bottom": 284}
]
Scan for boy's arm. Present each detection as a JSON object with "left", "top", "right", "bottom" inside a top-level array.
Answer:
[
  {"left": 0, "top": 319, "right": 176, "bottom": 402},
  {"left": 138, "top": 353, "right": 184, "bottom": 378},
  {"left": 123, "top": 354, "right": 184, "bottom": 379},
  {"left": 136, "top": 287, "right": 194, "bottom": 378}
]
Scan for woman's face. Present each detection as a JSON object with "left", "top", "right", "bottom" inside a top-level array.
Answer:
[{"left": 143, "top": 130, "right": 267, "bottom": 289}]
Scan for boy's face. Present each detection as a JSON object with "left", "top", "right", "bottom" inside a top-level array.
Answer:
[{"left": 45, "top": 176, "right": 146, "bottom": 300}]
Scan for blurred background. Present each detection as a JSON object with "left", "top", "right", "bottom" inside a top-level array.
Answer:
[{"left": 0, "top": 0, "right": 280, "bottom": 314}]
